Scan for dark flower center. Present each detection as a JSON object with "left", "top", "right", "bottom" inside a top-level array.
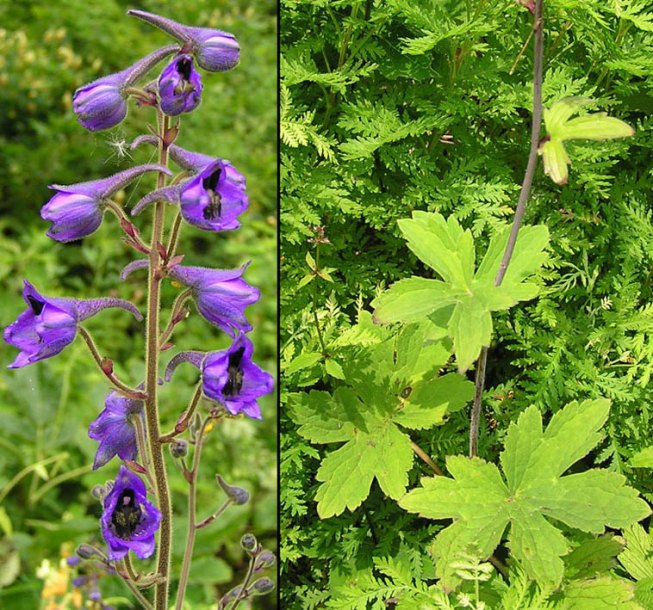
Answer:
[
  {"left": 223, "top": 346, "right": 245, "bottom": 397},
  {"left": 111, "top": 488, "right": 142, "bottom": 539},
  {"left": 202, "top": 167, "right": 224, "bottom": 220},
  {"left": 176, "top": 57, "right": 193, "bottom": 81},
  {"left": 27, "top": 295, "right": 45, "bottom": 315}
]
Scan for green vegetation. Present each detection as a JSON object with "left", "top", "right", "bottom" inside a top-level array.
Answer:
[
  {"left": 281, "top": 0, "right": 653, "bottom": 608},
  {"left": 0, "top": 1, "right": 277, "bottom": 608}
]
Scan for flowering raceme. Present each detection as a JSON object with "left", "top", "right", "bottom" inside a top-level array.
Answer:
[{"left": 4, "top": 7, "right": 276, "bottom": 608}]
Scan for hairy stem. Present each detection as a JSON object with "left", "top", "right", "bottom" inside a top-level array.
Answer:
[
  {"left": 160, "top": 383, "right": 203, "bottom": 443},
  {"left": 469, "top": 0, "right": 544, "bottom": 458},
  {"left": 166, "top": 210, "right": 183, "bottom": 260},
  {"left": 159, "top": 287, "right": 193, "bottom": 347},
  {"left": 120, "top": 559, "right": 153, "bottom": 610},
  {"left": 77, "top": 327, "right": 146, "bottom": 399},
  {"left": 175, "top": 417, "right": 210, "bottom": 609},
  {"left": 145, "top": 111, "right": 173, "bottom": 609}
]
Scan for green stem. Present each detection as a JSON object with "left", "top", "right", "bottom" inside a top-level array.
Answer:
[
  {"left": 312, "top": 244, "right": 327, "bottom": 354},
  {"left": 77, "top": 327, "right": 146, "bottom": 399},
  {"left": 231, "top": 556, "right": 257, "bottom": 610},
  {"left": 174, "top": 418, "right": 210, "bottom": 610},
  {"left": 165, "top": 210, "right": 183, "bottom": 260},
  {"left": 195, "top": 499, "right": 232, "bottom": 530},
  {"left": 119, "top": 561, "right": 153, "bottom": 610},
  {"left": 159, "top": 287, "right": 193, "bottom": 347},
  {"left": 160, "top": 383, "right": 203, "bottom": 443},
  {"left": 146, "top": 111, "right": 173, "bottom": 610}
]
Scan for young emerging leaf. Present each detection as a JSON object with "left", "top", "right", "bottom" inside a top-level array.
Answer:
[
  {"left": 373, "top": 212, "right": 548, "bottom": 372},
  {"left": 290, "top": 325, "right": 474, "bottom": 518},
  {"left": 539, "top": 97, "right": 635, "bottom": 185},
  {"left": 399, "top": 399, "right": 650, "bottom": 590}
]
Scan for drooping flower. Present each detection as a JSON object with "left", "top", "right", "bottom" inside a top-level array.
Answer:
[
  {"left": 101, "top": 466, "right": 161, "bottom": 561},
  {"left": 168, "top": 264, "right": 259, "bottom": 336},
  {"left": 3, "top": 280, "right": 142, "bottom": 369},
  {"left": 158, "top": 54, "right": 202, "bottom": 116},
  {"left": 165, "top": 333, "right": 273, "bottom": 419},
  {"left": 73, "top": 46, "right": 178, "bottom": 131},
  {"left": 179, "top": 159, "right": 247, "bottom": 231},
  {"left": 41, "top": 164, "right": 170, "bottom": 242},
  {"left": 89, "top": 391, "right": 143, "bottom": 469},
  {"left": 128, "top": 10, "right": 240, "bottom": 72}
]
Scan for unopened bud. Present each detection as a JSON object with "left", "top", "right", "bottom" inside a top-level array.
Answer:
[
  {"left": 220, "top": 586, "right": 243, "bottom": 607},
  {"left": 91, "top": 485, "right": 106, "bottom": 500},
  {"left": 170, "top": 439, "right": 188, "bottom": 458},
  {"left": 240, "top": 533, "right": 258, "bottom": 554},
  {"left": 250, "top": 577, "right": 274, "bottom": 596},
  {"left": 76, "top": 544, "right": 103, "bottom": 560},
  {"left": 100, "top": 358, "right": 114, "bottom": 375},
  {"left": 216, "top": 474, "right": 249, "bottom": 505},
  {"left": 254, "top": 550, "right": 276, "bottom": 571}
]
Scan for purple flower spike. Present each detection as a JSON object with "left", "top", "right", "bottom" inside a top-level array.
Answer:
[
  {"left": 128, "top": 10, "right": 240, "bottom": 72},
  {"left": 73, "top": 45, "right": 178, "bottom": 131},
  {"left": 165, "top": 334, "right": 273, "bottom": 420},
  {"left": 168, "top": 264, "right": 259, "bottom": 336},
  {"left": 101, "top": 465, "right": 161, "bottom": 561},
  {"left": 158, "top": 54, "right": 202, "bottom": 116},
  {"left": 180, "top": 160, "right": 247, "bottom": 231},
  {"left": 89, "top": 391, "right": 143, "bottom": 469},
  {"left": 4, "top": 280, "right": 142, "bottom": 369},
  {"left": 42, "top": 164, "right": 171, "bottom": 242}
]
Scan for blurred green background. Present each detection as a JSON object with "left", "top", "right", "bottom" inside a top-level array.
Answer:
[{"left": 0, "top": 0, "right": 277, "bottom": 608}]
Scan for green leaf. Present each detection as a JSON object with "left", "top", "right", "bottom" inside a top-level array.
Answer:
[
  {"left": 305, "top": 251, "right": 316, "bottom": 270},
  {"left": 619, "top": 524, "right": 653, "bottom": 581},
  {"left": 284, "top": 351, "right": 323, "bottom": 375},
  {"left": 325, "top": 358, "right": 345, "bottom": 380},
  {"left": 291, "top": 336, "right": 473, "bottom": 518},
  {"left": 560, "top": 576, "right": 639, "bottom": 609},
  {"left": 630, "top": 446, "right": 653, "bottom": 468},
  {"left": 540, "top": 97, "right": 635, "bottom": 185},
  {"left": 400, "top": 399, "right": 650, "bottom": 589},
  {"left": 374, "top": 212, "right": 548, "bottom": 371}
]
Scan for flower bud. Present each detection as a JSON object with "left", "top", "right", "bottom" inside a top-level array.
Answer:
[
  {"left": 216, "top": 474, "right": 249, "bottom": 505},
  {"left": 170, "top": 439, "right": 188, "bottom": 458},
  {"left": 66, "top": 556, "right": 82, "bottom": 568},
  {"left": 240, "top": 533, "right": 258, "bottom": 554},
  {"left": 219, "top": 585, "right": 243, "bottom": 608},
  {"left": 250, "top": 577, "right": 275, "bottom": 596},
  {"left": 91, "top": 485, "right": 107, "bottom": 500},
  {"left": 254, "top": 550, "right": 276, "bottom": 571},
  {"left": 76, "top": 544, "right": 103, "bottom": 560}
]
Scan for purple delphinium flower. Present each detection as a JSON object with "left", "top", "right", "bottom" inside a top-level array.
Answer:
[
  {"left": 73, "top": 46, "right": 178, "bottom": 131},
  {"left": 101, "top": 466, "right": 161, "bottom": 561},
  {"left": 41, "top": 164, "right": 170, "bottom": 242},
  {"left": 158, "top": 54, "right": 202, "bottom": 116},
  {"left": 128, "top": 10, "right": 240, "bottom": 72},
  {"left": 89, "top": 391, "right": 143, "bottom": 469},
  {"left": 165, "top": 333, "right": 273, "bottom": 419},
  {"left": 3, "top": 280, "right": 142, "bottom": 369},
  {"left": 179, "top": 159, "right": 247, "bottom": 231},
  {"left": 168, "top": 264, "right": 259, "bottom": 336}
]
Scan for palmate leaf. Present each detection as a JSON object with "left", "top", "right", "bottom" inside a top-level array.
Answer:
[
  {"left": 539, "top": 97, "right": 635, "bottom": 185},
  {"left": 399, "top": 399, "right": 651, "bottom": 590},
  {"left": 289, "top": 323, "right": 474, "bottom": 518},
  {"left": 372, "top": 212, "right": 548, "bottom": 372}
]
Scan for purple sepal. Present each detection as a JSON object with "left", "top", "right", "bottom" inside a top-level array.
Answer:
[
  {"left": 128, "top": 10, "right": 240, "bottom": 72},
  {"left": 131, "top": 136, "right": 215, "bottom": 173},
  {"left": 101, "top": 466, "right": 161, "bottom": 561},
  {"left": 164, "top": 350, "right": 205, "bottom": 382},
  {"left": 42, "top": 164, "right": 170, "bottom": 242},
  {"left": 202, "top": 333, "right": 274, "bottom": 420},
  {"left": 3, "top": 280, "right": 141, "bottom": 369},
  {"left": 158, "top": 54, "right": 202, "bottom": 117},
  {"left": 89, "top": 391, "right": 143, "bottom": 469},
  {"left": 132, "top": 184, "right": 182, "bottom": 216},
  {"left": 73, "top": 45, "right": 178, "bottom": 131},
  {"left": 179, "top": 160, "right": 247, "bottom": 232},
  {"left": 120, "top": 259, "right": 149, "bottom": 281},
  {"left": 168, "top": 263, "right": 259, "bottom": 336}
]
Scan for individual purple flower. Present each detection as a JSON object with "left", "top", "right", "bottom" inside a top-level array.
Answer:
[
  {"left": 41, "top": 164, "right": 170, "bottom": 242},
  {"left": 101, "top": 466, "right": 161, "bottom": 561},
  {"left": 168, "top": 263, "right": 259, "bottom": 336},
  {"left": 73, "top": 46, "right": 178, "bottom": 131},
  {"left": 179, "top": 159, "right": 247, "bottom": 231},
  {"left": 3, "top": 280, "right": 142, "bottom": 369},
  {"left": 158, "top": 54, "right": 202, "bottom": 116},
  {"left": 128, "top": 10, "right": 240, "bottom": 72},
  {"left": 89, "top": 391, "right": 143, "bottom": 469},
  {"left": 165, "top": 333, "right": 273, "bottom": 419}
]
